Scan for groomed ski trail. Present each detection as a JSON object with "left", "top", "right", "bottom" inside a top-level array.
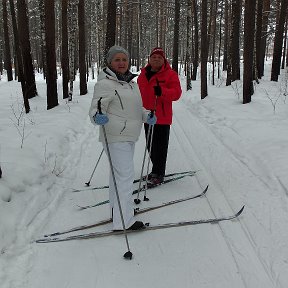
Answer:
[{"left": 173, "top": 98, "right": 288, "bottom": 287}]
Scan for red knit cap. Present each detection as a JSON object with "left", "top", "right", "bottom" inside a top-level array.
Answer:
[{"left": 150, "top": 47, "right": 165, "bottom": 59}]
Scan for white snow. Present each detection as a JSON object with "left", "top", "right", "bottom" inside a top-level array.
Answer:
[{"left": 0, "top": 64, "right": 288, "bottom": 288}]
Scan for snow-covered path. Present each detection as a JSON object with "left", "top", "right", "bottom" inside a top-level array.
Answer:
[{"left": 1, "top": 78, "right": 288, "bottom": 288}]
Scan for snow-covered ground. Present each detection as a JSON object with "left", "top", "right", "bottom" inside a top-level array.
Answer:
[{"left": 0, "top": 65, "right": 288, "bottom": 288}]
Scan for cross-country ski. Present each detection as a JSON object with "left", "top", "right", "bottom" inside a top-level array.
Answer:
[
  {"left": 36, "top": 205, "right": 244, "bottom": 243},
  {"left": 43, "top": 185, "right": 208, "bottom": 238}
]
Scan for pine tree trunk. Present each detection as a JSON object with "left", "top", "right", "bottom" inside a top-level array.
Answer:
[
  {"left": 201, "top": 0, "right": 208, "bottom": 99},
  {"left": 172, "top": 0, "right": 180, "bottom": 73},
  {"left": 2, "top": 0, "right": 13, "bottom": 81},
  {"left": 78, "top": 0, "right": 87, "bottom": 95},
  {"left": 231, "top": 0, "right": 241, "bottom": 81},
  {"left": 62, "top": 0, "right": 69, "bottom": 99},
  {"left": 243, "top": 0, "right": 256, "bottom": 104},
  {"left": 44, "top": 0, "right": 58, "bottom": 109},
  {"left": 8, "top": 0, "right": 30, "bottom": 113},
  {"left": 191, "top": 0, "right": 199, "bottom": 80},
  {"left": 104, "top": 0, "right": 116, "bottom": 65},
  {"left": 259, "top": 0, "right": 271, "bottom": 77},
  {"left": 17, "top": 0, "right": 38, "bottom": 98},
  {"left": 271, "top": 0, "right": 288, "bottom": 81}
]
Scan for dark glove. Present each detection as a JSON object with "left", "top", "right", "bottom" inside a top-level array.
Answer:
[
  {"left": 93, "top": 113, "right": 109, "bottom": 125},
  {"left": 153, "top": 85, "right": 162, "bottom": 97}
]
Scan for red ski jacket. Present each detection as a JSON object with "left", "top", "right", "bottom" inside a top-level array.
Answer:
[{"left": 137, "top": 62, "right": 182, "bottom": 125}]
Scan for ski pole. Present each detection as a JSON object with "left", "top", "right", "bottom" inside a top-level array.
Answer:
[
  {"left": 142, "top": 122, "right": 155, "bottom": 201},
  {"left": 98, "top": 98, "right": 133, "bottom": 260},
  {"left": 85, "top": 148, "right": 104, "bottom": 186},
  {"left": 134, "top": 121, "right": 153, "bottom": 204},
  {"left": 134, "top": 92, "right": 159, "bottom": 204}
]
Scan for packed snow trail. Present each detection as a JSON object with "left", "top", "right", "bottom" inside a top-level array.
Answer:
[
  {"left": 173, "top": 97, "right": 288, "bottom": 287},
  {"left": 3, "top": 96, "right": 288, "bottom": 288}
]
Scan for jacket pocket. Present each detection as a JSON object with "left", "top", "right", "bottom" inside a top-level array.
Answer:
[{"left": 120, "top": 121, "right": 127, "bottom": 134}]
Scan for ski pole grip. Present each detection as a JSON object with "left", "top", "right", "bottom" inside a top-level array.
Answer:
[{"left": 97, "top": 98, "right": 103, "bottom": 114}]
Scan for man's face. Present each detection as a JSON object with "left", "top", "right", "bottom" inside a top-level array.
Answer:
[{"left": 149, "top": 54, "right": 164, "bottom": 71}]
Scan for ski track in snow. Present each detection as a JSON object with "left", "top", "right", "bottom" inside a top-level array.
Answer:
[
  {"left": 173, "top": 98, "right": 288, "bottom": 287},
  {"left": 172, "top": 111, "right": 271, "bottom": 287}
]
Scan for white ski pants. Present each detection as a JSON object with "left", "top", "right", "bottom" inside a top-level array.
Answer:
[{"left": 103, "top": 141, "right": 135, "bottom": 230}]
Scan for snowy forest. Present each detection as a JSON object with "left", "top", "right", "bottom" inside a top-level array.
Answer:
[
  {"left": 1, "top": 1, "right": 288, "bottom": 287},
  {"left": 0, "top": 0, "right": 288, "bottom": 110}
]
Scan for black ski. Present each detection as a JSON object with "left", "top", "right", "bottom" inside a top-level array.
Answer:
[
  {"left": 36, "top": 205, "right": 244, "bottom": 243},
  {"left": 76, "top": 172, "right": 195, "bottom": 210},
  {"left": 43, "top": 185, "right": 208, "bottom": 238},
  {"left": 72, "top": 170, "right": 196, "bottom": 192}
]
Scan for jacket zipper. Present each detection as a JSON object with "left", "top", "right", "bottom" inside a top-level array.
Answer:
[{"left": 115, "top": 90, "right": 124, "bottom": 109}]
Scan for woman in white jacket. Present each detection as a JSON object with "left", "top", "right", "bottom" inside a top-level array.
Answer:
[{"left": 89, "top": 46, "right": 156, "bottom": 231}]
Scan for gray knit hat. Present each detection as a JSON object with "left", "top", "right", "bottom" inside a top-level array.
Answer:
[{"left": 106, "top": 45, "right": 129, "bottom": 64}]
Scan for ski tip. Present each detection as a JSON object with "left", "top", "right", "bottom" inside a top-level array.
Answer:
[
  {"left": 203, "top": 185, "right": 209, "bottom": 194},
  {"left": 236, "top": 205, "right": 245, "bottom": 217}
]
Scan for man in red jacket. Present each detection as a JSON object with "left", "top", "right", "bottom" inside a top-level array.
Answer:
[{"left": 137, "top": 47, "right": 182, "bottom": 185}]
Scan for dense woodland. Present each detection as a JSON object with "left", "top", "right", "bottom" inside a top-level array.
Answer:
[{"left": 0, "top": 0, "right": 288, "bottom": 112}]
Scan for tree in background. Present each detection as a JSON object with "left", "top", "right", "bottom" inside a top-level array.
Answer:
[
  {"left": 78, "top": 0, "right": 87, "bottom": 95},
  {"left": 191, "top": 0, "right": 199, "bottom": 81},
  {"left": 172, "top": 0, "right": 180, "bottom": 73},
  {"left": 61, "top": 0, "right": 69, "bottom": 99},
  {"left": 243, "top": 0, "right": 256, "bottom": 104},
  {"left": 44, "top": 0, "right": 58, "bottom": 109},
  {"left": 2, "top": 0, "right": 13, "bottom": 81},
  {"left": 17, "top": 0, "right": 38, "bottom": 98},
  {"left": 104, "top": 0, "right": 116, "bottom": 65},
  {"left": 271, "top": 0, "right": 288, "bottom": 81},
  {"left": 201, "top": 0, "right": 208, "bottom": 99},
  {"left": 9, "top": 0, "right": 30, "bottom": 113}
]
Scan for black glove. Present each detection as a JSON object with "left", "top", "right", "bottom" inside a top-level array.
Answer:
[{"left": 153, "top": 85, "right": 162, "bottom": 96}]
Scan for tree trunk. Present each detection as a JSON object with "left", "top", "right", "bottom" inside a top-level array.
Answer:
[
  {"left": 201, "top": 0, "right": 208, "bottom": 99},
  {"left": 211, "top": 0, "right": 219, "bottom": 85},
  {"left": 256, "top": 0, "right": 263, "bottom": 78},
  {"left": 191, "top": 0, "right": 199, "bottom": 80},
  {"left": 62, "top": 0, "right": 69, "bottom": 99},
  {"left": 8, "top": 0, "right": 30, "bottom": 113},
  {"left": 243, "top": 0, "right": 256, "bottom": 104},
  {"left": 271, "top": 0, "right": 288, "bottom": 81},
  {"left": 2, "top": 0, "right": 13, "bottom": 81},
  {"left": 78, "top": 0, "right": 87, "bottom": 95},
  {"left": 231, "top": 0, "right": 241, "bottom": 81},
  {"left": 17, "top": 0, "right": 38, "bottom": 98},
  {"left": 259, "top": 0, "right": 271, "bottom": 77},
  {"left": 281, "top": 18, "right": 287, "bottom": 69},
  {"left": 186, "top": 0, "right": 192, "bottom": 90},
  {"left": 44, "top": 0, "right": 58, "bottom": 109},
  {"left": 39, "top": 0, "right": 47, "bottom": 78},
  {"left": 104, "top": 0, "right": 116, "bottom": 65},
  {"left": 223, "top": 0, "right": 229, "bottom": 71},
  {"left": 172, "top": 0, "right": 180, "bottom": 73}
]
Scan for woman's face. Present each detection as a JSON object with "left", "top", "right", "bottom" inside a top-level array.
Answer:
[{"left": 110, "top": 53, "right": 129, "bottom": 74}]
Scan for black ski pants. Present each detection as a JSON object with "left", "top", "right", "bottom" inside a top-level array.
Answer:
[{"left": 144, "top": 123, "right": 170, "bottom": 177}]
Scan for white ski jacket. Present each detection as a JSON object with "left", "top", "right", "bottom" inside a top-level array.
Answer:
[{"left": 89, "top": 68, "right": 149, "bottom": 143}]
